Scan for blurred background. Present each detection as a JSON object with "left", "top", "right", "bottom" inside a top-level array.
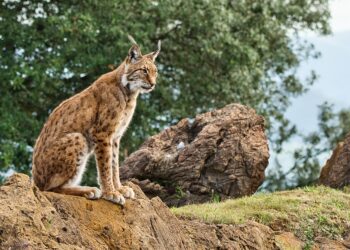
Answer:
[{"left": 0, "top": 0, "right": 349, "bottom": 191}]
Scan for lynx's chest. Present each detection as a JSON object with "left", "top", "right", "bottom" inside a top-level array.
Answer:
[{"left": 113, "top": 100, "right": 137, "bottom": 140}]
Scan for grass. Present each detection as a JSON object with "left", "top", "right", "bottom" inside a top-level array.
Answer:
[{"left": 171, "top": 186, "right": 350, "bottom": 242}]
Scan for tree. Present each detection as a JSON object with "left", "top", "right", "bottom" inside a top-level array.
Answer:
[
  {"left": 0, "top": 0, "right": 331, "bottom": 186},
  {"left": 263, "top": 103, "right": 350, "bottom": 191}
]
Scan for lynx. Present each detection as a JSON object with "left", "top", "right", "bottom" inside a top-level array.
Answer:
[{"left": 32, "top": 36, "right": 160, "bottom": 205}]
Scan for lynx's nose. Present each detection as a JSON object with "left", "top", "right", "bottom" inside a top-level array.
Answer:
[{"left": 149, "top": 77, "right": 156, "bottom": 86}]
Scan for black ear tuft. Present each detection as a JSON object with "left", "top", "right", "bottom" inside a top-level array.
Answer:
[
  {"left": 128, "top": 34, "right": 138, "bottom": 45},
  {"left": 130, "top": 49, "right": 137, "bottom": 60},
  {"left": 146, "top": 40, "right": 161, "bottom": 62},
  {"left": 128, "top": 44, "right": 142, "bottom": 64}
]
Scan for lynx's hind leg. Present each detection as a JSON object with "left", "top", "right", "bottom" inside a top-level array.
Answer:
[
  {"left": 52, "top": 185, "right": 101, "bottom": 200},
  {"left": 42, "top": 133, "right": 101, "bottom": 199}
]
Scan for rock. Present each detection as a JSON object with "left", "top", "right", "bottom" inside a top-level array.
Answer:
[
  {"left": 0, "top": 173, "right": 279, "bottom": 250},
  {"left": 0, "top": 173, "right": 194, "bottom": 249},
  {"left": 312, "top": 237, "right": 348, "bottom": 250},
  {"left": 275, "top": 232, "right": 304, "bottom": 250},
  {"left": 0, "top": 174, "right": 347, "bottom": 249},
  {"left": 319, "top": 133, "right": 350, "bottom": 188},
  {"left": 121, "top": 103, "right": 269, "bottom": 206},
  {"left": 181, "top": 219, "right": 276, "bottom": 249}
]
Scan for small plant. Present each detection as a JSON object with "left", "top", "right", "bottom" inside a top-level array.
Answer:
[
  {"left": 211, "top": 190, "right": 221, "bottom": 203},
  {"left": 175, "top": 186, "right": 185, "bottom": 199},
  {"left": 317, "top": 215, "right": 327, "bottom": 225},
  {"left": 42, "top": 216, "right": 53, "bottom": 229},
  {"left": 254, "top": 212, "right": 273, "bottom": 225},
  {"left": 303, "top": 226, "right": 314, "bottom": 250},
  {"left": 342, "top": 185, "right": 350, "bottom": 194}
]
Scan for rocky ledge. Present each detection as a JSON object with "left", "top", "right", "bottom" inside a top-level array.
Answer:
[{"left": 0, "top": 174, "right": 348, "bottom": 249}]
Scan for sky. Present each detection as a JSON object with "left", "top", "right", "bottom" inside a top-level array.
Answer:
[
  {"left": 287, "top": 0, "right": 350, "bottom": 133},
  {"left": 274, "top": 0, "right": 350, "bottom": 169}
]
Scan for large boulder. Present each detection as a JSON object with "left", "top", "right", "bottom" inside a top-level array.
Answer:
[
  {"left": 121, "top": 103, "right": 269, "bottom": 206},
  {"left": 319, "top": 132, "right": 350, "bottom": 188}
]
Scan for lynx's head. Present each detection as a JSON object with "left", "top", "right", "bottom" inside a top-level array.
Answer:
[{"left": 122, "top": 35, "right": 161, "bottom": 94}]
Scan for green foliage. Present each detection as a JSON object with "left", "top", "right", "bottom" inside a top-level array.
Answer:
[
  {"left": 175, "top": 186, "right": 185, "bottom": 199},
  {"left": 211, "top": 190, "right": 221, "bottom": 203},
  {"left": 264, "top": 103, "right": 350, "bottom": 191},
  {"left": 0, "top": 1, "right": 331, "bottom": 186}
]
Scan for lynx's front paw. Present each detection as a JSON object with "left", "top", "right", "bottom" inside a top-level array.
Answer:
[
  {"left": 102, "top": 191, "right": 125, "bottom": 205},
  {"left": 118, "top": 186, "right": 135, "bottom": 199}
]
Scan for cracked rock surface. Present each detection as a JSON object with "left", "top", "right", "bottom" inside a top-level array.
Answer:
[
  {"left": 0, "top": 174, "right": 276, "bottom": 250},
  {"left": 319, "top": 132, "right": 350, "bottom": 188},
  {"left": 0, "top": 174, "right": 193, "bottom": 249},
  {"left": 121, "top": 104, "right": 269, "bottom": 206},
  {"left": 1, "top": 174, "right": 347, "bottom": 249}
]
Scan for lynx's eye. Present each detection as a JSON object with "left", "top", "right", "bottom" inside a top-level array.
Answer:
[{"left": 142, "top": 68, "right": 148, "bottom": 75}]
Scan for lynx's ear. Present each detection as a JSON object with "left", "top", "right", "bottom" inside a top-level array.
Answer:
[
  {"left": 146, "top": 40, "right": 161, "bottom": 62},
  {"left": 127, "top": 35, "right": 142, "bottom": 64},
  {"left": 152, "top": 40, "right": 161, "bottom": 61}
]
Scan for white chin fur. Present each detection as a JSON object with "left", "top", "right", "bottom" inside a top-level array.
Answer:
[
  {"left": 140, "top": 88, "right": 154, "bottom": 94},
  {"left": 126, "top": 80, "right": 154, "bottom": 94},
  {"left": 121, "top": 74, "right": 128, "bottom": 87}
]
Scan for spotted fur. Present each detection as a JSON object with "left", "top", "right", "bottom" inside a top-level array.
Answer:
[{"left": 32, "top": 36, "right": 160, "bottom": 205}]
